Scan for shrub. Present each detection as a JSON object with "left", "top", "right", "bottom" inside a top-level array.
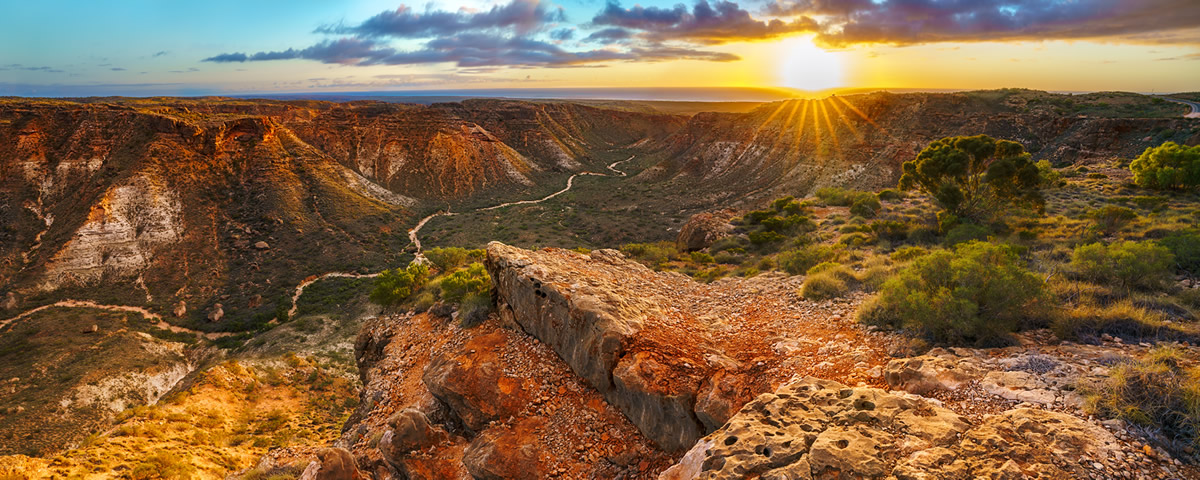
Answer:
[
  {"left": 849, "top": 194, "right": 882, "bottom": 218},
  {"left": 424, "top": 247, "right": 484, "bottom": 272},
  {"left": 1085, "top": 345, "right": 1200, "bottom": 451},
  {"left": 713, "top": 252, "right": 742, "bottom": 265},
  {"left": 621, "top": 242, "right": 678, "bottom": 266},
  {"left": 1036, "top": 160, "right": 1063, "bottom": 187},
  {"left": 778, "top": 246, "right": 834, "bottom": 275},
  {"left": 871, "top": 220, "right": 909, "bottom": 242},
  {"left": 1160, "top": 229, "right": 1200, "bottom": 275},
  {"left": 1087, "top": 205, "right": 1138, "bottom": 236},
  {"left": 806, "top": 262, "right": 856, "bottom": 283},
  {"left": 771, "top": 196, "right": 806, "bottom": 215},
  {"left": 858, "top": 241, "right": 1047, "bottom": 345},
  {"left": 1129, "top": 141, "right": 1200, "bottom": 190},
  {"left": 748, "top": 230, "right": 787, "bottom": 245},
  {"left": 440, "top": 263, "right": 491, "bottom": 302},
  {"left": 890, "top": 246, "right": 930, "bottom": 262},
  {"left": 1071, "top": 241, "right": 1174, "bottom": 291},
  {"left": 877, "top": 188, "right": 903, "bottom": 201},
  {"left": 689, "top": 251, "right": 714, "bottom": 264},
  {"left": 801, "top": 272, "right": 850, "bottom": 301},
  {"left": 837, "top": 232, "right": 872, "bottom": 248},
  {"left": 369, "top": 263, "right": 430, "bottom": 306},
  {"left": 944, "top": 223, "right": 990, "bottom": 246}
]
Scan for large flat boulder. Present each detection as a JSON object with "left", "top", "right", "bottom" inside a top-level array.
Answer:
[
  {"left": 485, "top": 242, "right": 894, "bottom": 452},
  {"left": 661, "top": 377, "right": 1125, "bottom": 479}
]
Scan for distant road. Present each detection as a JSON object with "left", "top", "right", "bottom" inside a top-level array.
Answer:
[{"left": 1162, "top": 97, "right": 1200, "bottom": 118}]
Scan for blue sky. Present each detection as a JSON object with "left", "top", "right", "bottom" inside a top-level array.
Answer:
[{"left": 2, "top": 0, "right": 1199, "bottom": 97}]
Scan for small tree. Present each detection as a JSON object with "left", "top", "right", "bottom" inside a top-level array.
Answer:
[
  {"left": 1087, "top": 205, "right": 1138, "bottom": 237},
  {"left": 369, "top": 262, "right": 430, "bottom": 306},
  {"left": 1129, "top": 141, "right": 1200, "bottom": 190},
  {"left": 900, "top": 135, "right": 1043, "bottom": 221}
]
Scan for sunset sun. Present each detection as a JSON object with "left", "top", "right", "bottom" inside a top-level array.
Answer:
[{"left": 777, "top": 36, "right": 846, "bottom": 92}]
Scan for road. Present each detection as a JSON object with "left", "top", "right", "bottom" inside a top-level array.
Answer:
[{"left": 1162, "top": 97, "right": 1200, "bottom": 118}]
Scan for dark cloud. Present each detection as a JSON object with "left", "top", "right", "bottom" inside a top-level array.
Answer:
[
  {"left": 111, "top": 67, "right": 126, "bottom": 71},
  {"left": 763, "top": 0, "right": 1200, "bottom": 47},
  {"left": 152, "top": 51, "right": 169, "bottom": 57},
  {"left": 583, "top": 27, "right": 633, "bottom": 43},
  {"left": 318, "top": 0, "right": 566, "bottom": 38},
  {"left": 591, "top": 0, "right": 817, "bottom": 44},
  {"left": 550, "top": 27, "right": 575, "bottom": 40},
  {"left": 0, "top": 64, "right": 64, "bottom": 73}
]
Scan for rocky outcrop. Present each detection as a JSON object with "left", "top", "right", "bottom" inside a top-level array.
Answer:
[
  {"left": 663, "top": 377, "right": 1124, "bottom": 479},
  {"left": 485, "top": 242, "right": 895, "bottom": 452},
  {"left": 298, "top": 448, "right": 366, "bottom": 480},
  {"left": 676, "top": 209, "right": 738, "bottom": 251},
  {"left": 341, "top": 312, "right": 672, "bottom": 479}
]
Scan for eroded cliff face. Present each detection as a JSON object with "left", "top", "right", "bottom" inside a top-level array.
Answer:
[{"left": 0, "top": 98, "right": 688, "bottom": 327}]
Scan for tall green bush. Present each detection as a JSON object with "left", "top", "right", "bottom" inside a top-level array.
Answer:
[
  {"left": 1129, "top": 141, "right": 1200, "bottom": 190},
  {"left": 1070, "top": 241, "right": 1174, "bottom": 291},
  {"left": 857, "top": 241, "right": 1047, "bottom": 345},
  {"left": 369, "top": 262, "right": 431, "bottom": 306}
]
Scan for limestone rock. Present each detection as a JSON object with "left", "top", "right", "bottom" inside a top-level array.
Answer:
[
  {"left": 462, "top": 417, "right": 546, "bottom": 480},
  {"left": 380, "top": 408, "right": 449, "bottom": 461},
  {"left": 172, "top": 300, "right": 186, "bottom": 318},
  {"left": 254, "top": 241, "right": 270, "bottom": 250},
  {"left": 666, "top": 377, "right": 1124, "bottom": 479},
  {"left": 421, "top": 332, "right": 533, "bottom": 433},
  {"left": 297, "top": 448, "right": 365, "bottom": 480},
  {"left": 676, "top": 209, "right": 737, "bottom": 251},
  {"left": 2, "top": 292, "right": 16, "bottom": 310},
  {"left": 207, "top": 303, "right": 224, "bottom": 323}
]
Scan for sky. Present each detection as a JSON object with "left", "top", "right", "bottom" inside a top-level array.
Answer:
[{"left": 1, "top": 0, "right": 1199, "bottom": 98}]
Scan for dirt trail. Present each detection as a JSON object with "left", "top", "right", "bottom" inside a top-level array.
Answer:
[
  {"left": 288, "top": 271, "right": 381, "bottom": 319},
  {"left": 0, "top": 300, "right": 230, "bottom": 339},
  {"left": 406, "top": 155, "right": 636, "bottom": 263}
]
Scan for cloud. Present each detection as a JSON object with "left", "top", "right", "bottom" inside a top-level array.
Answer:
[
  {"left": 590, "top": 0, "right": 817, "bottom": 44},
  {"left": 0, "top": 64, "right": 64, "bottom": 73},
  {"left": 550, "top": 27, "right": 575, "bottom": 40},
  {"left": 317, "top": 0, "right": 565, "bottom": 38},
  {"left": 763, "top": 0, "right": 1200, "bottom": 47},
  {"left": 203, "top": 0, "right": 739, "bottom": 68},
  {"left": 583, "top": 27, "right": 633, "bottom": 43},
  {"left": 111, "top": 67, "right": 126, "bottom": 71},
  {"left": 152, "top": 51, "right": 170, "bottom": 57}
]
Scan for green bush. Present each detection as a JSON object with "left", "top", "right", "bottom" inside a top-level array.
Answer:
[
  {"left": 440, "top": 263, "right": 491, "bottom": 302},
  {"left": 801, "top": 272, "right": 850, "bottom": 301},
  {"left": 871, "top": 220, "right": 909, "bottom": 242},
  {"left": 620, "top": 242, "right": 678, "bottom": 266},
  {"left": 424, "top": 247, "right": 484, "bottom": 272},
  {"left": 369, "top": 263, "right": 430, "bottom": 306},
  {"left": 1085, "top": 345, "right": 1200, "bottom": 451},
  {"left": 849, "top": 194, "right": 882, "bottom": 218},
  {"left": 806, "top": 262, "right": 856, "bottom": 283},
  {"left": 1070, "top": 241, "right": 1174, "bottom": 291},
  {"left": 877, "top": 188, "right": 904, "bottom": 201},
  {"left": 778, "top": 246, "right": 834, "bottom": 275},
  {"left": 944, "top": 223, "right": 990, "bottom": 246},
  {"left": 1160, "top": 230, "right": 1200, "bottom": 276},
  {"left": 1087, "top": 205, "right": 1138, "bottom": 236},
  {"left": 890, "top": 246, "right": 930, "bottom": 262},
  {"left": 1129, "top": 141, "right": 1200, "bottom": 190},
  {"left": 858, "top": 241, "right": 1047, "bottom": 345},
  {"left": 689, "top": 251, "right": 715, "bottom": 264}
]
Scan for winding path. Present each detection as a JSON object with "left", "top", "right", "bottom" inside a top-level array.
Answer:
[
  {"left": 0, "top": 300, "right": 229, "bottom": 339},
  {"left": 407, "top": 154, "right": 636, "bottom": 262},
  {"left": 287, "top": 271, "right": 381, "bottom": 319}
]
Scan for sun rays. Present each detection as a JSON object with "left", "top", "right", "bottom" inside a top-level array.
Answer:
[{"left": 740, "top": 95, "right": 894, "bottom": 168}]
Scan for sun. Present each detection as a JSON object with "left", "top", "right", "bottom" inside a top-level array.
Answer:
[{"left": 777, "top": 36, "right": 846, "bottom": 92}]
